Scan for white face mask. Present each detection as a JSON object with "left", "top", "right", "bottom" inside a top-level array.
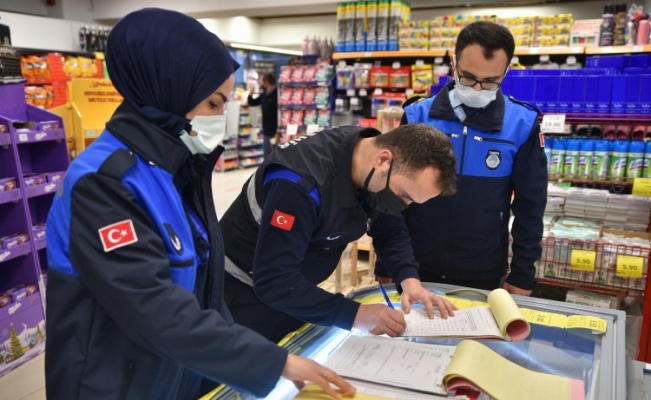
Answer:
[
  {"left": 179, "top": 114, "right": 226, "bottom": 155},
  {"left": 454, "top": 74, "right": 497, "bottom": 109}
]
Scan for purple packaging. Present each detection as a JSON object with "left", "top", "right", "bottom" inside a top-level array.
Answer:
[
  {"left": 32, "top": 224, "right": 46, "bottom": 240},
  {"left": 545, "top": 76, "right": 560, "bottom": 113},
  {"left": 533, "top": 76, "right": 547, "bottom": 112},
  {"left": 0, "top": 236, "right": 20, "bottom": 249},
  {"left": 0, "top": 177, "right": 16, "bottom": 192},
  {"left": 6, "top": 286, "right": 28, "bottom": 302},
  {"left": 23, "top": 173, "right": 46, "bottom": 187},
  {"left": 0, "top": 294, "right": 10, "bottom": 309},
  {"left": 46, "top": 171, "right": 64, "bottom": 183},
  {"left": 38, "top": 120, "right": 59, "bottom": 131}
]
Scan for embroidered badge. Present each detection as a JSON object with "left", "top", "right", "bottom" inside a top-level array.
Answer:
[
  {"left": 270, "top": 210, "right": 296, "bottom": 231},
  {"left": 98, "top": 219, "right": 138, "bottom": 252},
  {"left": 485, "top": 150, "right": 501, "bottom": 170},
  {"left": 164, "top": 223, "right": 183, "bottom": 254}
]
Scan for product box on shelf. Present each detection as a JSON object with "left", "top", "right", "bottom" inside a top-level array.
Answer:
[
  {"left": 0, "top": 178, "right": 16, "bottom": 192},
  {"left": 566, "top": 290, "right": 619, "bottom": 309},
  {"left": 45, "top": 171, "right": 64, "bottom": 183},
  {"left": 31, "top": 224, "right": 46, "bottom": 240},
  {"left": 0, "top": 294, "right": 9, "bottom": 309},
  {"left": 0, "top": 292, "right": 45, "bottom": 378},
  {"left": 0, "top": 234, "right": 28, "bottom": 250},
  {"left": 22, "top": 174, "right": 46, "bottom": 187}
]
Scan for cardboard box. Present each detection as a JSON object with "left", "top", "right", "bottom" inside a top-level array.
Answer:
[{"left": 566, "top": 290, "right": 619, "bottom": 309}]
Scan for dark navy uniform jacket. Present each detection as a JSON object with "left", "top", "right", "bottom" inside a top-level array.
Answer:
[
  {"left": 220, "top": 126, "right": 420, "bottom": 330},
  {"left": 394, "top": 82, "right": 547, "bottom": 289},
  {"left": 45, "top": 105, "right": 287, "bottom": 400}
]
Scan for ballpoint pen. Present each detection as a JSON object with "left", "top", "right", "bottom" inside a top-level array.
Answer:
[{"left": 378, "top": 283, "right": 395, "bottom": 309}]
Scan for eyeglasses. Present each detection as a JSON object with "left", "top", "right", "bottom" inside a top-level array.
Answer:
[{"left": 455, "top": 65, "right": 503, "bottom": 91}]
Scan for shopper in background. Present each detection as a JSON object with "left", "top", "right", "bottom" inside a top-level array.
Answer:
[
  {"left": 376, "top": 21, "right": 547, "bottom": 296},
  {"left": 44, "top": 8, "right": 354, "bottom": 400},
  {"left": 220, "top": 123, "right": 458, "bottom": 343},
  {"left": 248, "top": 72, "right": 279, "bottom": 156}
]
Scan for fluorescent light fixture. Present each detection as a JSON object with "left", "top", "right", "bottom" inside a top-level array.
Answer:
[{"left": 229, "top": 42, "right": 303, "bottom": 56}]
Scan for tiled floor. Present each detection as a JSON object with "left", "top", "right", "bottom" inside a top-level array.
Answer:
[{"left": 0, "top": 167, "right": 372, "bottom": 399}]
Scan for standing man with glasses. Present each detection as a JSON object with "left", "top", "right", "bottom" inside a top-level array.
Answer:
[{"left": 375, "top": 21, "right": 547, "bottom": 296}]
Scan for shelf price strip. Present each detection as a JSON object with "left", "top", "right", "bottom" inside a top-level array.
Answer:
[
  {"left": 570, "top": 249, "right": 596, "bottom": 272},
  {"left": 616, "top": 255, "right": 644, "bottom": 279}
]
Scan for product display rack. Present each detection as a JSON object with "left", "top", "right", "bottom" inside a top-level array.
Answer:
[
  {"left": 237, "top": 105, "right": 264, "bottom": 168},
  {"left": 0, "top": 82, "right": 69, "bottom": 377}
]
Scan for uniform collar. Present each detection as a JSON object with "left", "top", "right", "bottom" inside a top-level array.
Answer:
[
  {"left": 336, "top": 127, "right": 382, "bottom": 208},
  {"left": 428, "top": 81, "right": 505, "bottom": 132}
]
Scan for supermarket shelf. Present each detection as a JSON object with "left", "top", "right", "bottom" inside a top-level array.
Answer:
[
  {"left": 541, "top": 113, "right": 651, "bottom": 123},
  {"left": 514, "top": 46, "right": 585, "bottom": 56},
  {"left": 334, "top": 45, "right": 651, "bottom": 60},
  {"left": 332, "top": 50, "right": 447, "bottom": 60},
  {"left": 550, "top": 178, "right": 633, "bottom": 187},
  {"left": 585, "top": 45, "right": 651, "bottom": 54},
  {"left": 538, "top": 277, "right": 641, "bottom": 297}
]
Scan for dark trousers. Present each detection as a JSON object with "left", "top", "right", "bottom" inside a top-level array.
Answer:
[{"left": 223, "top": 273, "right": 305, "bottom": 343}]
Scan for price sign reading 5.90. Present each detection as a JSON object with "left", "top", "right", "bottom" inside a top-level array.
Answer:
[
  {"left": 570, "top": 249, "right": 596, "bottom": 272},
  {"left": 616, "top": 255, "right": 644, "bottom": 279}
]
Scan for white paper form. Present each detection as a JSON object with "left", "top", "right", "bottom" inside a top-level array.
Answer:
[
  {"left": 325, "top": 335, "right": 455, "bottom": 395},
  {"left": 402, "top": 306, "right": 503, "bottom": 338}
]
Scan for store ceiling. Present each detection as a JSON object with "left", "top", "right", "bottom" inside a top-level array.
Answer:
[{"left": 92, "top": 0, "right": 593, "bottom": 23}]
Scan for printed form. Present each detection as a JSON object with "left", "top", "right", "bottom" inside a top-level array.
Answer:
[
  {"left": 325, "top": 335, "right": 455, "bottom": 395},
  {"left": 403, "top": 306, "right": 504, "bottom": 339}
]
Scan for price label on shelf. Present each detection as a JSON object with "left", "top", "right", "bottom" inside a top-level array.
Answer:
[
  {"left": 306, "top": 124, "right": 320, "bottom": 135},
  {"left": 633, "top": 178, "right": 651, "bottom": 197},
  {"left": 570, "top": 249, "right": 596, "bottom": 272},
  {"left": 18, "top": 133, "right": 28, "bottom": 142},
  {"left": 540, "top": 114, "right": 566, "bottom": 133},
  {"left": 616, "top": 255, "right": 644, "bottom": 279},
  {"left": 415, "top": 59, "right": 425, "bottom": 67},
  {"left": 286, "top": 124, "right": 299, "bottom": 137}
]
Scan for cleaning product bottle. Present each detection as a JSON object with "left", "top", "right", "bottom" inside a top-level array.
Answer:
[{"left": 627, "top": 140, "right": 645, "bottom": 179}]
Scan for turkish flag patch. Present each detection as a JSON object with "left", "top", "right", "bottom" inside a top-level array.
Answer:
[
  {"left": 98, "top": 219, "right": 138, "bottom": 252},
  {"left": 539, "top": 132, "right": 545, "bottom": 148},
  {"left": 270, "top": 210, "right": 295, "bottom": 231}
]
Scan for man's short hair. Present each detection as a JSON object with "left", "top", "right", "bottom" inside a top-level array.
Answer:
[
  {"left": 262, "top": 73, "right": 276, "bottom": 86},
  {"left": 455, "top": 21, "right": 515, "bottom": 64},
  {"left": 375, "top": 123, "right": 457, "bottom": 196}
]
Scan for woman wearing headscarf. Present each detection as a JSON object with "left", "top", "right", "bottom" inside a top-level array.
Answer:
[{"left": 44, "top": 8, "right": 354, "bottom": 400}]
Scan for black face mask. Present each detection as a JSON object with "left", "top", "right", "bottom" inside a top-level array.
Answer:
[{"left": 363, "top": 161, "right": 409, "bottom": 215}]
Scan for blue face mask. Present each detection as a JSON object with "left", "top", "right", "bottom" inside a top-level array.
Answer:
[{"left": 363, "top": 161, "right": 408, "bottom": 215}]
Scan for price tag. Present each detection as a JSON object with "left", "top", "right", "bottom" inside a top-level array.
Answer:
[
  {"left": 616, "top": 255, "right": 644, "bottom": 279},
  {"left": 18, "top": 133, "right": 28, "bottom": 142},
  {"left": 633, "top": 178, "right": 651, "bottom": 197},
  {"left": 570, "top": 249, "right": 596, "bottom": 272},
  {"left": 373, "top": 88, "right": 383, "bottom": 95},
  {"left": 601, "top": 47, "right": 614, "bottom": 53},
  {"left": 405, "top": 88, "right": 414, "bottom": 97},
  {"left": 633, "top": 46, "right": 643, "bottom": 52},
  {"left": 415, "top": 59, "right": 425, "bottom": 67},
  {"left": 392, "top": 61, "right": 401, "bottom": 69},
  {"left": 540, "top": 114, "right": 566, "bottom": 133},
  {"left": 528, "top": 47, "right": 539, "bottom": 54},
  {"left": 364, "top": 52, "right": 372, "bottom": 58},
  {"left": 337, "top": 61, "right": 347, "bottom": 68},
  {"left": 572, "top": 47, "right": 582, "bottom": 54},
  {"left": 359, "top": 89, "right": 368, "bottom": 97},
  {"left": 306, "top": 124, "right": 320, "bottom": 135},
  {"left": 286, "top": 124, "right": 299, "bottom": 137},
  {"left": 346, "top": 89, "right": 356, "bottom": 97}
]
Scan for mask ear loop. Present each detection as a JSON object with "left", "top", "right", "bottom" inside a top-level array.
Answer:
[{"left": 384, "top": 160, "right": 395, "bottom": 189}]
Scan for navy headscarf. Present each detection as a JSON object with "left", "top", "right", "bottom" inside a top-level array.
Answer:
[{"left": 106, "top": 8, "right": 239, "bottom": 135}]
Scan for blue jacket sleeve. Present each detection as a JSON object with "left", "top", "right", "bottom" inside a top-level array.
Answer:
[
  {"left": 68, "top": 173, "right": 287, "bottom": 397},
  {"left": 252, "top": 178, "right": 361, "bottom": 330},
  {"left": 508, "top": 122, "right": 547, "bottom": 289},
  {"left": 368, "top": 212, "right": 420, "bottom": 283}
]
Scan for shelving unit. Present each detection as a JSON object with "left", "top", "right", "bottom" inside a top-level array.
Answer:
[
  {"left": 0, "top": 82, "right": 69, "bottom": 377},
  {"left": 237, "top": 105, "right": 264, "bottom": 168}
]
